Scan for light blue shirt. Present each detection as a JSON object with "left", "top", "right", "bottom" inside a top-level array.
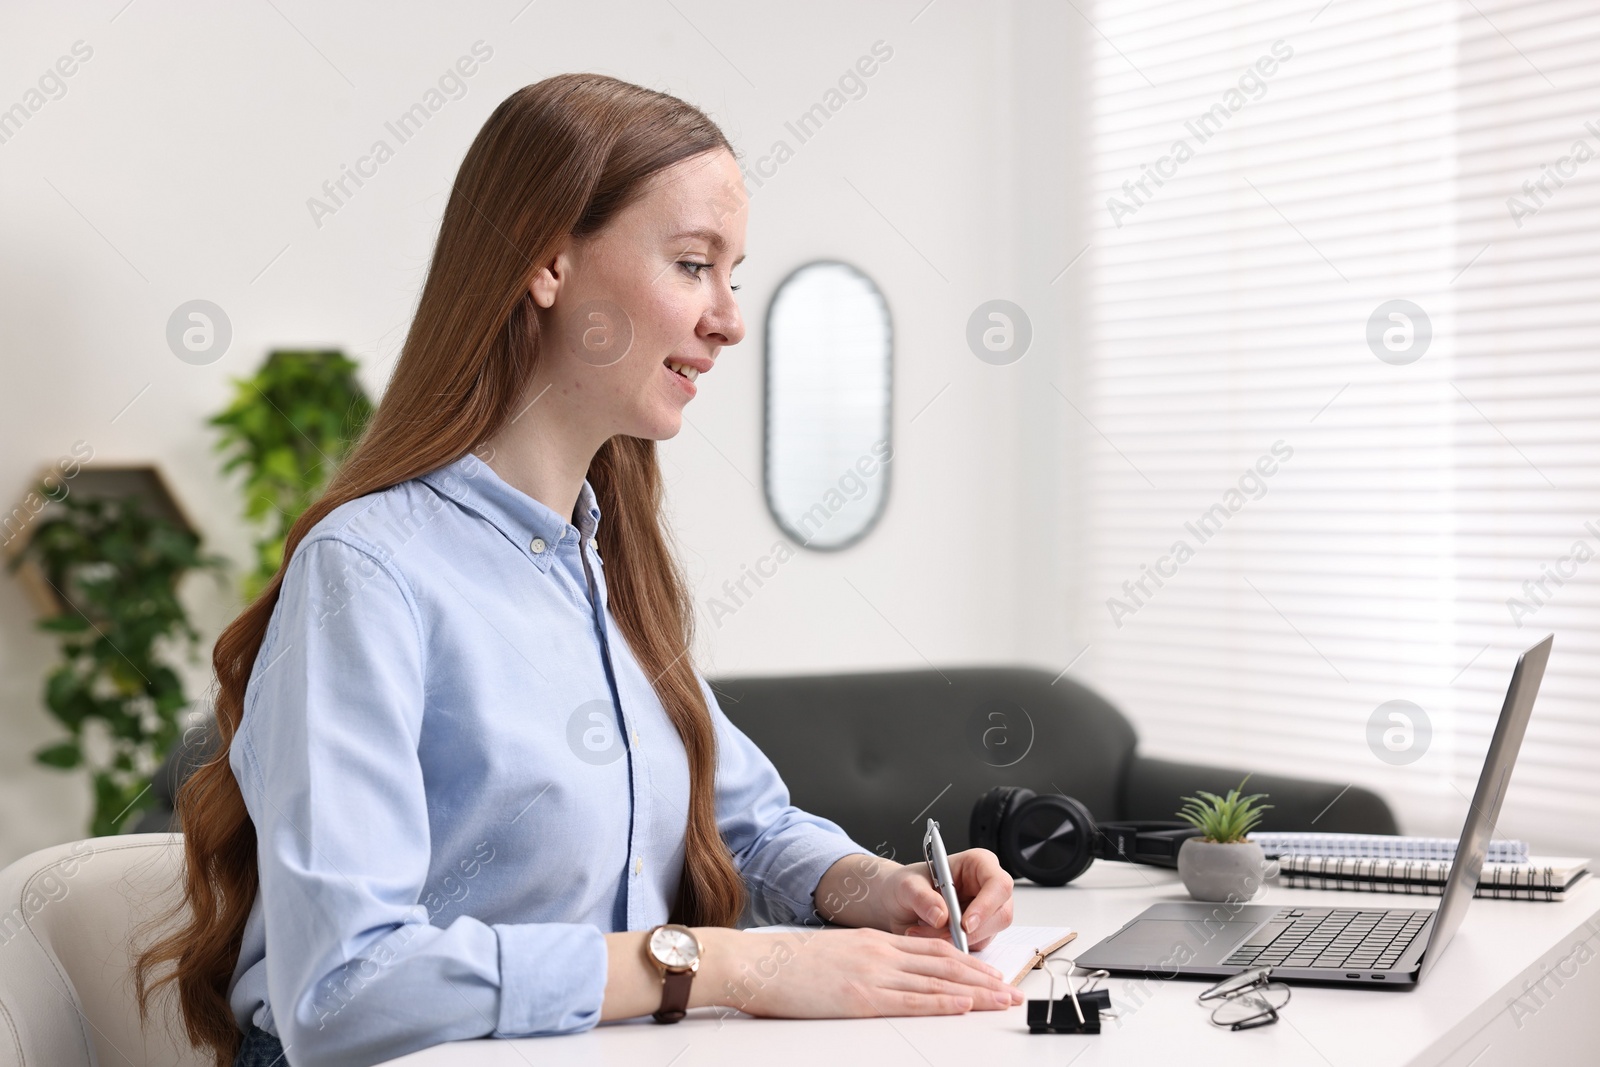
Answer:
[{"left": 227, "top": 450, "right": 872, "bottom": 1067}]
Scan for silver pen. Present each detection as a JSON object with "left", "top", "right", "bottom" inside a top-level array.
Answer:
[{"left": 923, "top": 817, "right": 968, "bottom": 953}]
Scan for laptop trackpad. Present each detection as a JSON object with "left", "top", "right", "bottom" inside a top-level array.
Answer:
[{"left": 1101, "top": 919, "right": 1259, "bottom": 967}]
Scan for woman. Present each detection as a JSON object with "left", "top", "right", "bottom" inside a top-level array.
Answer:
[{"left": 137, "top": 73, "right": 1021, "bottom": 1067}]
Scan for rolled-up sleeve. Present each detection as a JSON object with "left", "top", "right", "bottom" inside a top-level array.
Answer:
[
  {"left": 233, "top": 535, "right": 607, "bottom": 1067},
  {"left": 699, "top": 673, "right": 875, "bottom": 926}
]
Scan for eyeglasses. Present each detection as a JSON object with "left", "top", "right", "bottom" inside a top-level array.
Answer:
[{"left": 1197, "top": 966, "right": 1292, "bottom": 1031}]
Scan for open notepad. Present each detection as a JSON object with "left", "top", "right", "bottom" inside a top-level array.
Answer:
[{"left": 744, "top": 924, "right": 1077, "bottom": 986}]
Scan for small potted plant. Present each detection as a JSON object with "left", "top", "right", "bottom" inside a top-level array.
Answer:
[{"left": 1174, "top": 777, "right": 1276, "bottom": 902}]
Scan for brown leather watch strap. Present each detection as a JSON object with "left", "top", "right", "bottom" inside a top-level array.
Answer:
[{"left": 653, "top": 969, "right": 693, "bottom": 1023}]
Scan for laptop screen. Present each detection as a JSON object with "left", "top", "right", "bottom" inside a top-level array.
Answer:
[{"left": 1416, "top": 634, "right": 1553, "bottom": 982}]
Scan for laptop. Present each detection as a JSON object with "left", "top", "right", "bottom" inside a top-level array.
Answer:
[{"left": 1075, "top": 633, "right": 1554, "bottom": 987}]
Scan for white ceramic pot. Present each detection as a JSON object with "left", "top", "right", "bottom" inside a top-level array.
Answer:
[{"left": 1176, "top": 839, "right": 1279, "bottom": 902}]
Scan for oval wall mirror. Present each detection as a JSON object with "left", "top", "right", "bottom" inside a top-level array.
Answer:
[{"left": 764, "top": 260, "right": 893, "bottom": 551}]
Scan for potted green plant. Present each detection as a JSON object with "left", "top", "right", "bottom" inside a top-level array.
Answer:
[
  {"left": 209, "top": 348, "right": 373, "bottom": 600},
  {"left": 1174, "top": 777, "right": 1277, "bottom": 902},
  {"left": 7, "top": 486, "right": 226, "bottom": 835}
]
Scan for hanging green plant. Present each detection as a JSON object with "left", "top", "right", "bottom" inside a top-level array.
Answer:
[
  {"left": 8, "top": 490, "right": 227, "bottom": 836},
  {"left": 209, "top": 349, "right": 374, "bottom": 599}
]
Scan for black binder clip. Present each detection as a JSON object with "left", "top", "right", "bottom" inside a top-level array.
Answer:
[{"left": 1027, "top": 961, "right": 1115, "bottom": 1034}]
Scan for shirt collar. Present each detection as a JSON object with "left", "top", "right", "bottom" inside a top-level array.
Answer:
[{"left": 418, "top": 451, "right": 602, "bottom": 571}]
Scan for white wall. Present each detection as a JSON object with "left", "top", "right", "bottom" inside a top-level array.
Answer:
[{"left": 0, "top": 1, "right": 1086, "bottom": 864}]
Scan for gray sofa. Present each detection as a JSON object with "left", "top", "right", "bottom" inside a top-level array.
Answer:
[
  {"left": 138, "top": 666, "right": 1398, "bottom": 866},
  {"left": 712, "top": 666, "right": 1397, "bottom": 864}
]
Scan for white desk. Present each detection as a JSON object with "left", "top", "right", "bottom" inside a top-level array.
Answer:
[{"left": 386, "top": 864, "right": 1600, "bottom": 1067}]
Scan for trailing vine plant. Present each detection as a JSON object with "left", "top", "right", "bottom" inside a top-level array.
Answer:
[{"left": 9, "top": 491, "right": 226, "bottom": 835}]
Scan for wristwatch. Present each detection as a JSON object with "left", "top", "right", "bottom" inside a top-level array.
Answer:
[{"left": 643, "top": 923, "right": 702, "bottom": 1023}]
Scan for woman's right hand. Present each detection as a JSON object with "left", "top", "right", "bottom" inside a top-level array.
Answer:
[{"left": 698, "top": 926, "right": 1026, "bottom": 1018}]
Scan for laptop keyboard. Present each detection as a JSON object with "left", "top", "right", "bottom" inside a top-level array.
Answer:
[{"left": 1221, "top": 908, "right": 1431, "bottom": 971}]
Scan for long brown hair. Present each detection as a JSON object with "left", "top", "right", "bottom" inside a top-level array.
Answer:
[{"left": 135, "top": 73, "right": 747, "bottom": 1066}]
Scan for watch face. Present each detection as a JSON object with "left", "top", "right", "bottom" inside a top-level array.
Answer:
[{"left": 649, "top": 925, "right": 700, "bottom": 969}]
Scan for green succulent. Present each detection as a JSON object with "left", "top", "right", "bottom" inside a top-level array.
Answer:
[{"left": 1177, "top": 776, "right": 1272, "bottom": 844}]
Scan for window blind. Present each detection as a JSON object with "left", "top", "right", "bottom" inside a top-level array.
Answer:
[{"left": 1076, "top": 0, "right": 1600, "bottom": 854}]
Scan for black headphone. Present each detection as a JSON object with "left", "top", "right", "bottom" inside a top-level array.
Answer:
[{"left": 970, "top": 786, "right": 1202, "bottom": 886}]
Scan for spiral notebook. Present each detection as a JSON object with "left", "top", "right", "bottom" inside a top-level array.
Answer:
[
  {"left": 1278, "top": 854, "right": 1589, "bottom": 902},
  {"left": 1249, "top": 831, "right": 1529, "bottom": 864}
]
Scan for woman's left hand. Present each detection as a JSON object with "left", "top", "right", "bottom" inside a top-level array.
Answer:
[{"left": 881, "top": 848, "right": 1016, "bottom": 951}]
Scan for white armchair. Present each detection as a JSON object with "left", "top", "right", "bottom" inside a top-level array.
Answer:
[{"left": 0, "top": 833, "right": 209, "bottom": 1067}]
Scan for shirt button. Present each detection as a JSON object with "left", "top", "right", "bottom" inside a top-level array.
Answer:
[
  {"left": 633, "top": 856, "right": 643, "bottom": 876},
  {"left": 589, "top": 538, "right": 598, "bottom": 551},
  {"left": 530, "top": 537, "right": 546, "bottom": 554}
]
